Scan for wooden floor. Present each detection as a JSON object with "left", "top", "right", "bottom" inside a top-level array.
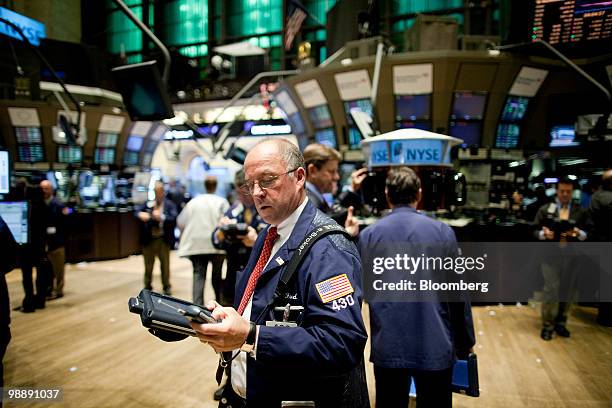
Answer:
[{"left": 4, "top": 253, "right": 612, "bottom": 408}]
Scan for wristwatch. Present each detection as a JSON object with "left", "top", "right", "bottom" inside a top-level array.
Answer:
[{"left": 240, "top": 322, "right": 257, "bottom": 354}]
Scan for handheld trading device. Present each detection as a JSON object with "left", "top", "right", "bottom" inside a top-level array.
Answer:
[
  {"left": 220, "top": 222, "right": 249, "bottom": 239},
  {"left": 128, "top": 289, "right": 218, "bottom": 336}
]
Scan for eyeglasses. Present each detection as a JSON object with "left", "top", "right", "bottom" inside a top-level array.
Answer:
[{"left": 239, "top": 168, "right": 299, "bottom": 195}]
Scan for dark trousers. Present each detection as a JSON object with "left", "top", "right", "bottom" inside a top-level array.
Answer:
[
  {"left": 374, "top": 365, "right": 453, "bottom": 408},
  {"left": 191, "top": 254, "right": 225, "bottom": 306},
  {"left": 143, "top": 238, "right": 171, "bottom": 291},
  {"left": 20, "top": 251, "right": 52, "bottom": 309}
]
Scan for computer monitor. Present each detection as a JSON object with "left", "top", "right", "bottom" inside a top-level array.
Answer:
[
  {"left": 124, "top": 151, "right": 140, "bottom": 166},
  {"left": 288, "top": 112, "right": 305, "bottom": 135},
  {"left": 126, "top": 135, "right": 144, "bottom": 151},
  {"left": 111, "top": 61, "right": 174, "bottom": 121},
  {"left": 57, "top": 145, "right": 82, "bottom": 164},
  {"left": 315, "top": 128, "right": 337, "bottom": 148},
  {"left": 308, "top": 105, "right": 333, "bottom": 129},
  {"left": 500, "top": 96, "right": 529, "bottom": 122},
  {"left": 0, "top": 201, "right": 29, "bottom": 244},
  {"left": 395, "top": 94, "right": 431, "bottom": 121},
  {"left": 96, "top": 132, "right": 119, "bottom": 147},
  {"left": 495, "top": 123, "right": 521, "bottom": 149},
  {"left": 15, "top": 127, "right": 45, "bottom": 163},
  {"left": 0, "top": 149, "right": 10, "bottom": 194},
  {"left": 449, "top": 122, "right": 482, "bottom": 147},
  {"left": 344, "top": 99, "right": 373, "bottom": 126},
  {"left": 95, "top": 148, "right": 115, "bottom": 165},
  {"left": 549, "top": 125, "right": 579, "bottom": 147},
  {"left": 451, "top": 92, "right": 487, "bottom": 120},
  {"left": 348, "top": 127, "right": 362, "bottom": 150}
]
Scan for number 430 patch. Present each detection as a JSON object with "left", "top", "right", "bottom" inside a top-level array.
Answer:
[{"left": 331, "top": 295, "right": 355, "bottom": 311}]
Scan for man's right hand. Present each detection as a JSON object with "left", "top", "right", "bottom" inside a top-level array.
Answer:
[{"left": 344, "top": 206, "right": 360, "bottom": 237}]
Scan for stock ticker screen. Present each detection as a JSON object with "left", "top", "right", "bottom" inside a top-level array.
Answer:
[{"left": 530, "top": 0, "right": 612, "bottom": 45}]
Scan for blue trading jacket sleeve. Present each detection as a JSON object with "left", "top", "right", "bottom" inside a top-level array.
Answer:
[{"left": 256, "top": 239, "right": 367, "bottom": 375}]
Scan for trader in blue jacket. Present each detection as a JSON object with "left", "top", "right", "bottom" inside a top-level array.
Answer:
[
  {"left": 191, "top": 139, "right": 369, "bottom": 407},
  {"left": 358, "top": 167, "right": 475, "bottom": 408}
]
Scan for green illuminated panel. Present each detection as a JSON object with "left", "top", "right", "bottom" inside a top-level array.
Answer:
[
  {"left": 107, "top": 7, "right": 143, "bottom": 54},
  {"left": 227, "top": 0, "right": 282, "bottom": 36},
  {"left": 164, "top": 0, "right": 209, "bottom": 48},
  {"left": 304, "top": 0, "right": 337, "bottom": 24},
  {"left": 394, "top": 0, "right": 463, "bottom": 14}
]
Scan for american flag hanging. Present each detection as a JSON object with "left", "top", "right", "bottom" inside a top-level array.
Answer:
[
  {"left": 284, "top": 0, "right": 307, "bottom": 50},
  {"left": 315, "top": 274, "right": 354, "bottom": 303}
]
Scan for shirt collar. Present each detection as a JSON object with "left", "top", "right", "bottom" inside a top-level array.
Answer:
[
  {"left": 305, "top": 181, "right": 324, "bottom": 200},
  {"left": 274, "top": 196, "right": 309, "bottom": 244}
]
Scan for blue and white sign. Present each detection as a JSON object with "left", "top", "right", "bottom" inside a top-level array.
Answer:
[
  {"left": 369, "top": 141, "right": 390, "bottom": 166},
  {"left": 0, "top": 7, "right": 46, "bottom": 46},
  {"left": 390, "top": 139, "right": 445, "bottom": 165}
]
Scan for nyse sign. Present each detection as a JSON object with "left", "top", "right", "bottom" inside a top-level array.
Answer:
[
  {"left": 0, "top": 7, "right": 46, "bottom": 46},
  {"left": 390, "top": 139, "right": 446, "bottom": 165}
]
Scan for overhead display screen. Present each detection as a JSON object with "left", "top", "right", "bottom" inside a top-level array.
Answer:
[
  {"left": 96, "top": 132, "right": 119, "bottom": 147},
  {"left": 550, "top": 125, "right": 579, "bottom": 147},
  {"left": 449, "top": 122, "right": 482, "bottom": 147},
  {"left": 57, "top": 145, "right": 82, "bottom": 164},
  {"left": 126, "top": 135, "right": 144, "bottom": 151},
  {"left": 344, "top": 99, "right": 374, "bottom": 126},
  {"left": 395, "top": 94, "right": 431, "bottom": 121},
  {"left": 530, "top": 0, "right": 612, "bottom": 45},
  {"left": 451, "top": 92, "right": 487, "bottom": 120},
  {"left": 124, "top": 150, "right": 140, "bottom": 166},
  {"left": 0, "top": 201, "right": 29, "bottom": 244},
  {"left": 95, "top": 148, "right": 115, "bottom": 164},
  {"left": 495, "top": 123, "right": 521, "bottom": 149},
  {"left": 500, "top": 96, "right": 530, "bottom": 122},
  {"left": 308, "top": 105, "right": 333, "bottom": 129},
  {"left": 315, "top": 128, "right": 337, "bottom": 148}
]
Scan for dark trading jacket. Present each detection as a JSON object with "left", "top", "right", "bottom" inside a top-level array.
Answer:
[
  {"left": 358, "top": 206, "right": 476, "bottom": 371},
  {"left": 135, "top": 199, "right": 178, "bottom": 247},
  {"left": 234, "top": 200, "right": 368, "bottom": 407},
  {"left": 44, "top": 197, "right": 67, "bottom": 251}
]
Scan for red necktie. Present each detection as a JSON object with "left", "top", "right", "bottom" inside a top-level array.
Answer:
[{"left": 237, "top": 227, "right": 279, "bottom": 315}]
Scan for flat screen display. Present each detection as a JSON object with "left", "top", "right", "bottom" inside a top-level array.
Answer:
[
  {"left": 530, "top": 0, "right": 612, "bottom": 45},
  {"left": 96, "top": 132, "right": 119, "bottom": 147},
  {"left": 451, "top": 92, "right": 487, "bottom": 120},
  {"left": 495, "top": 123, "right": 521, "bottom": 149},
  {"left": 126, "top": 135, "right": 144, "bottom": 151},
  {"left": 0, "top": 201, "right": 29, "bottom": 244},
  {"left": 17, "top": 144, "right": 44, "bottom": 162},
  {"left": 348, "top": 127, "right": 362, "bottom": 150},
  {"left": 124, "top": 150, "right": 140, "bottom": 166},
  {"left": 95, "top": 147, "right": 115, "bottom": 164},
  {"left": 111, "top": 60, "right": 174, "bottom": 121},
  {"left": 142, "top": 152, "right": 153, "bottom": 167},
  {"left": 15, "top": 127, "right": 42, "bottom": 143},
  {"left": 550, "top": 125, "right": 579, "bottom": 147},
  {"left": 315, "top": 128, "right": 337, "bottom": 148},
  {"left": 344, "top": 99, "right": 373, "bottom": 126},
  {"left": 449, "top": 121, "right": 481, "bottom": 147},
  {"left": 395, "top": 94, "right": 431, "bottom": 121},
  {"left": 57, "top": 145, "right": 82, "bottom": 164},
  {"left": 0, "top": 150, "right": 9, "bottom": 194},
  {"left": 500, "top": 96, "right": 530, "bottom": 122},
  {"left": 145, "top": 140, "right": 159, "bottom": 154},
  {"left": 288, "top": 112, "right": 305, "bottom": 135},
  {"left": 308, "top": 105, "right": 333, "bottom": 129}
]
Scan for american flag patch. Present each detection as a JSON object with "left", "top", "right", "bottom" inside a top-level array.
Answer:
[{"left": 315, "top": 274, "right": 354, "bottom": 304}]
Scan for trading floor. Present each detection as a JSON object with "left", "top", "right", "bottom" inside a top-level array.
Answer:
[{"left": 4, "top": 254, "right": 612, "bottom": 408}]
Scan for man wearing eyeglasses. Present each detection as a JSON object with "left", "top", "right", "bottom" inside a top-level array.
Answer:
[{"left": 191, "top": 139, "right": 369, "bottom": 407}]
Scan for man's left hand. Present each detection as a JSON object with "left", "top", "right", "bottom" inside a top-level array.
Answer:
[
  {"left": 344, "top": 206, "right": 360, "bottom": 237},
  {"left": 238, "top": 226, "right": 258, "bottom": 247},
  {"left": 190, "top": 300, "right": 250, "bottom": 352}
]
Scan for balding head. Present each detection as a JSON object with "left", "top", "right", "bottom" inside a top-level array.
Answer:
[
  {"left": 243, "top": 139, "right": 306, "bottom": 225},
  {"left": 40, "top": 180, "right": 54, "bottom": 200}
]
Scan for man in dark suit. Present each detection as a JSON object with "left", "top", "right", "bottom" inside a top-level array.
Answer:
[
  {"left": 358, "top": 167, "right": 475, "bottom": 408},
  {"left": 136, "top": 181, "right": 177, "bottom": 295},
  {"left": 303, "top": 143, "right": 341, "bottom": 212},
  {"left": 190, "top": 139, "right": 368, "bottom": 407},
  {"left": 40, "top": 180, "right": 69, "bottom": 299},
  {"left": 533, "top": 177, "right": 590, "bottom": 340}
]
